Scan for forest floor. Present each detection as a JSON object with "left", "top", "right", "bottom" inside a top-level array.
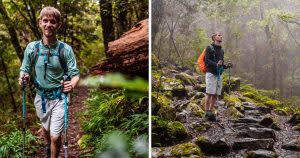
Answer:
[
  {"left": 33, "top": 85, "right": 90, "bottom": 158},
  {"left": 152, "top": 66, "right": 300, "bottom": 158}
]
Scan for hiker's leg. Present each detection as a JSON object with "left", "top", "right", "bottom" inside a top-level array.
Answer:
[
  {"left": 210, "top": 94, "right": 217, "bottom": 111},
  {"left": 50, "top": 135, "right": 61, "bottom": 158},
  {"left": 49, "top": 99, "right": 65, "bottom": 157},
  {"left": 42, "top": 127, "right": 51, "bottom": 144},
  {"left": 205, "top": 94, "right": 212, "bottom": 111}
]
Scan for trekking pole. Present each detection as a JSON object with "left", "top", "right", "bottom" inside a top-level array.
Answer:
[
  {"left": 228, "top": 61, "right": 231, "bottom": 94},
  {"left": 21, "top": 77, "right": 27, "bottom": 158},
  {"left": 62, "top": 75, "right": 69, "bottom": 158}
]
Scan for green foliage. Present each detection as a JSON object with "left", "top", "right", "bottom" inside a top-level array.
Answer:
[
  {"left": 80, "top": 73, "right": 148, "bottom": 157},
  {"left": 239, "top": 84, "right": 283, "bottom": 108},
  {"left": 0, "top": 127, "right": 40, "bottom": 157}
]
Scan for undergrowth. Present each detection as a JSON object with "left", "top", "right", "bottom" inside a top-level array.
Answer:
[{"left": 79, "top": 73, "right": 148, "bottom": 157}]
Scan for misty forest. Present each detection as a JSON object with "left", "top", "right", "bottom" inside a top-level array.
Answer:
[
  {"left": 0, "top": 0, "right": 148, "bottom": 157},
  {"left": 152, "top": 0, "right": 300, "bottom": 157}
]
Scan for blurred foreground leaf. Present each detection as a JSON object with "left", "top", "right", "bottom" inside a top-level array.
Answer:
[{"left": 80, "top": 73, "right": 148, "bottom": 92}]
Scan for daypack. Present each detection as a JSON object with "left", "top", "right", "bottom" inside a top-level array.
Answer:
[
  {"left": 30, "top": 41, "right": 68, "bottom": 86},
  {"left": 197, "top": 45, "right": 215, "bottom": 73}
]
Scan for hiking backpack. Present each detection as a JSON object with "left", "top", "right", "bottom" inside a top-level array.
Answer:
[
  {"left": 30, "top": 41, "right": 68, "bottom": 86},
  {"left": 197, "top": 45, "right": 215, "bottom": 73}
]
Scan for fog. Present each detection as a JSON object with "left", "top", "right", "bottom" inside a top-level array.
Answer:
[{"left": 152, "top": 0, "right": 300, "bottom": 97}]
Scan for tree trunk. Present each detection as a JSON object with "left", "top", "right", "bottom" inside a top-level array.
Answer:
[
  {"left": 152, "top": 0, "right": 164, "bottom": 45},
  {"left": 260, "top": 4, "right": 277, "bottom": 89},
  {"left": 0, "top": 52, "right": 17, "bottom": 112},
  {"left": 90, "top": 19, "right": 148, "bottom": 78},
  {"left": 0, "top": 0, "right": 23, "bottom": 62},
  {"left": 116, "top": 0, "right": 128, "bottom": 38},
  {"left": 99, "top": 0, "right": 115, "bottom": 55}
]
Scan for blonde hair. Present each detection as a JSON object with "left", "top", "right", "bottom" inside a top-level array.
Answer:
[
  {"left": 38, "top": 6, "right": 61, "bottom": 22},
  {"left": 211, "top": 32, "right": 221, "bottom": 41}
]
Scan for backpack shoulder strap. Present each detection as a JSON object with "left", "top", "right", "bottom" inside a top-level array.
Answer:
[
  {"left": 209, "top": 45, "right": 215, "bottom": 52},
  {"left": 32, "top": 41, "right": 41, "bottom": 66},
  {"left": 58, "top": 42, "right": 68, "bottom": 74},
  {"left": 208, "top": 44, "right": 216, "bottom": 61}
]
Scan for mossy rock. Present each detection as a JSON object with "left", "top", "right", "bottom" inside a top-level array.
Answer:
[
  {"left": 161, "top": 77, "right": 187, "bottom": 98},
  {"left": 170, "top": 143, "right": 203, "bottom": 157},
  {"left": 152, "top": 54, "right": 160, "bottom": 70},
  {"left": 194, "top": 84, "right": 206, "bottom": 93},
  {"left": 152, "top": 116, "right": 188, "bottom": 147},
  {"left": 264, "top": 99, "right": 282, "bottom": 108},
  {"left": 192, "top": 122, "right": 211, "bottom": 132},
  {"left": 224, "top": 106, "right": 244, "bottom": 118},
  {"left": 259, "top": 114, "right": 280, "bottom": 130},
  {"left": 223, "top": 77, "right": 241, "bottom": 93},
  {"left": 152, "top": 71, "right": 163, "bottom": 91},
  {"left": 187, "top": 103, "right": 205, "bottom": 117},
  {"left": 175, "top": 72, "right": 198, "bottom": 86},
  {"left": 243, "top": 92, "right": 258, "bottom": 100},
  {"left": 152, "top": 92, "right": 175, "bottom": 120},
  {"left": 224, "top": 95, "right": 242, "bottom": 107}
]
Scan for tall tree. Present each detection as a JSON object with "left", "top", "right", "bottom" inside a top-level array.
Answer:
[
  {"left": 99, "top": 0, "right": 115, "bottom": 55},
  {"left": 0, "top": 0, "right": 23, "bottom": 62}
]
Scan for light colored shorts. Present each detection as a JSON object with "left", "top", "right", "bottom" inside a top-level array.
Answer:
[
  {"left": 34, "top": 94, "right": 69, "bottom": 137},
  {"left": 205, "top": 72, "right": 222, "bottom": 95}
]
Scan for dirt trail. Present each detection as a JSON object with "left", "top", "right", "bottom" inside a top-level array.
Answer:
[{"left": 34, "top": 85, "right": 90, "bottom": 158}]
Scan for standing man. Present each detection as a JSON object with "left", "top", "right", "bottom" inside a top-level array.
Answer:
[
  {"left": 204, "top": 32, "right": 232, "bottom": 121},
  {"left": 19, "top": 7, "right": 80, "bottom": 158}
]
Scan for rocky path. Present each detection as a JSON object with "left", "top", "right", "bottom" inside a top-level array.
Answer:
[
  {"left": 34, "top": 86, "right": 90, "bottom": 158},
  {"left": 152, "top": 67, "right": 300, "bottom": 158},
  {"left": 153, "top": 96, "right": 300, "bottom": 158}
]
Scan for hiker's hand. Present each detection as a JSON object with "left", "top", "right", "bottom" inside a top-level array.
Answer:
[
  {"left": 227, "top": 62, "right": 233, "bottom": 68},
  {"left": 61, "top": 80, "right": 73, "bottom": 93},
  {"left": 19, "top": 74, "right": 30, "bottom": 85},
  {"left": 217, "top": 60, "right": 223, "bottom": 66}
]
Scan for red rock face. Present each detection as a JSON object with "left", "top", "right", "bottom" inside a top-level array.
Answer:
[{"left": 90, "top": 19, "right": 149, "bottom": 78}]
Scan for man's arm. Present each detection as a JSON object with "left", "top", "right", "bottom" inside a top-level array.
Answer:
[
  {"left": 19, "top": 42, "right": 34, "bottom": 85},
  {"left": 62, "top": 44, "right": 80, "bottom": 92},
  {"left": 62, "top": 75, "right": 79, "bottom": 92}
]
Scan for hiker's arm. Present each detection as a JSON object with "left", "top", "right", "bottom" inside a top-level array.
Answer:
[
  {"left": 62, "top": 45, "right": 80, "bottom": 92},
  {"left": 204, "top": 46, "right": 217, "bottom": 67},
  {"left": 19, "top": 43, "right": 34, "bottom": 85}
]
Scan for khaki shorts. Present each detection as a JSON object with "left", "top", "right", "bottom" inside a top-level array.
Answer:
[
  {"left": 34, "top": 94, "right": 69, "bottom": 137},
  {"left": 205, "top": 72, "right": 222, "bottom": 95}
]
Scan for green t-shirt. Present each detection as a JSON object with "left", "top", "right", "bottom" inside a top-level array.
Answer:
[{"left": 20, "top": 40, "right": 80, "bottom": 97}]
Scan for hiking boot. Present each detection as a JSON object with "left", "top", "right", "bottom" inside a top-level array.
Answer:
[
  {"left": 205, "top": 111, "right": 212, "bottom": 119},
  {"left": 208, "top": 113, "right": 217, "bottom": 122},
  {"left": 44, "top": 144, "right": 50, "bottom": 158}
]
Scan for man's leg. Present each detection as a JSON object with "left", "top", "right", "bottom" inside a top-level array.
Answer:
[
  {"left": 51, "top": 135, "right": 62, "bottom": 158},
  {"left": 42, "top": 127, "right": 50, "bottom": 145},
  {"left": 210, "top": 94, "right": 217, "bottom": 111},
  {"left": 42, "top": 127, "right": 51, "bottom": 157},
  {"left": 205, "top": 94, "right": 212, "bottom": 111}
]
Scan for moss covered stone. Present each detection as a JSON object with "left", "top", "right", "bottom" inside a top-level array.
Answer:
[
  {"left": 223, "top": 77, "right": 241, "bottom": 93},
  {"left": 175, "top": 72, "right": 198, "bottom": 86},
  {"left": 161, "top": 77, "right": 187, "bottom": 97},
  {"left": 170, "top": 143, "right": 203, "bottom": 157},
  {"left": 192, "top": 123, "right": 211, "bottom": 132},
  {"left": 152, "top": 54, "right": 160, "bottom": 70},
  {"left": 152, "top": 116, "right": 188, "bottom": 146},
  {"left": 224, "top": 95, "right": 242, "bottom": 108},
  {"left": 264, "top": 99, "right": 282, "bottom": 108},
  {"left": 224, "top": 106, "right": 244, "bottom": 118},
  {"left": 152, "top": 92, "right": 175, "bottom": 120},
  {"left": 187, "top": 103, "right": 205, "bottom": 117}
]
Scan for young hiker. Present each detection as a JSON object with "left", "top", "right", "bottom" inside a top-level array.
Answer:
[
  {"left": 19, "top": 6, "right": 80, "bottom": 158},
  {"left": 204, "top": 32, "right": 232, "bottom": 121}
]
